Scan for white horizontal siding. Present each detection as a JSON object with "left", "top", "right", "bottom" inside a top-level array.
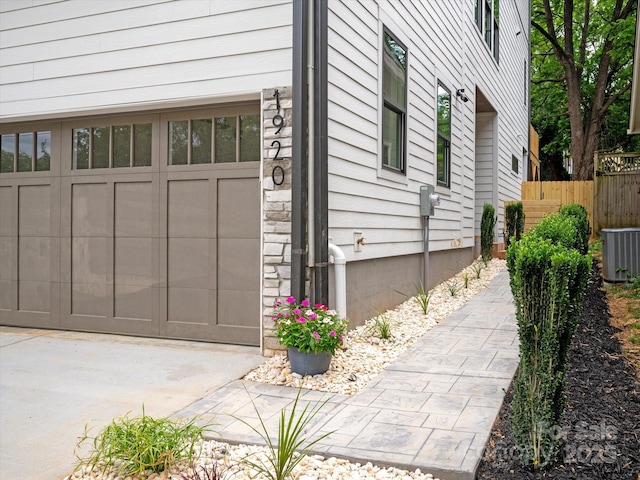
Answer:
[
  {"left": 0, "top": 0, "right": 293, "bottom": 120},
  {"left": 327, "top": 0, "right": 529, "bottom": 260}
]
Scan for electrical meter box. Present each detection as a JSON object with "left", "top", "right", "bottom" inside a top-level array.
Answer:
[{"left": 420, "top": 184, "right": 440, "bottom": 217}]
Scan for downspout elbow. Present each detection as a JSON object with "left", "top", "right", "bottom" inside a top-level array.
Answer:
[{"left": 328, "top": 243, "right": 347, "bottom": 319}]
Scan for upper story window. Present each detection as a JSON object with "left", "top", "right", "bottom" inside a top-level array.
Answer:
[
  {"left": 382, "top": 28, "right": 407, "bottom": 173},
  {"left": 72, "top": 124, "right": 151, "bottom": 169},
  {"left": 475, "top": 0, "right": 499, "bottom": 62},
  {"left": 168, "top": 114, "right": 260, "bottom": 165},
  {"left": 437, "top": 83, "right": 451, "bottom": 187},
  {"left": 0, "top": 131, "right": 51, "bottom": 173}
]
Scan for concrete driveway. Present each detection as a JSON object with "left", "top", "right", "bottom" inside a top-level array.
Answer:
[{"left": 0, "top": 327, "right": 263, "bottom": 480}]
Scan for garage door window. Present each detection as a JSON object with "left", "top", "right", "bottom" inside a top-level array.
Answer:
[
  {"left": 72, "top": 123, "right": 152, "bottom": 169},
  {"left": 168, "top": 114, "right": 259, "bottom": 165},
  {"left": 1, "top": 130, "right": 51, "bottom": 173}
]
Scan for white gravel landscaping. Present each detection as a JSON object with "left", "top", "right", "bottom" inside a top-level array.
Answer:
[
  {"left": 64, "top": 258, "right": 506, "bottom": 480},
  {"left": 245, "top": 258, "right": 506, "bottom": 395}
]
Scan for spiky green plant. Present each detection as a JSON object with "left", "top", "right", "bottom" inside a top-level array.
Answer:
[
  {"left": 368, "top": 312, "right": 393, "bottom": 340},
  {"left": 414, "top": 282, "right": 433, "bottom": 314},
  {"left": 233, "top": 387, "right": 333, "bottom": 480},
  {"left": 446, "top": 279, "right": 460, "bottom": 297},
  {"left": 472, "top": 262, "right": 484, "bottom": 279}
]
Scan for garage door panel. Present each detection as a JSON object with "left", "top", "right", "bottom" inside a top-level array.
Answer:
[
  {"left": 0, "top": 236, "right": 15, "bottom": 280},
  {"left": 18, "top": 280, "right": 50, "bottom": 313},
  {"left": 217, "top": 177, "right": 260, "bottom": 238},
  {"left": 218, "top": 289, "right": 260, "bottom": 329},
  {"left": 0, "top": 279, "right": 13, "bottom": 310},
  {"left": 71, "top": 282, "right": 109, "bottom": 317},
  {"left": 168, "top": 179, "right": 209, "bottom": 237},
  {"left": 218, "top": 238, "right": 260, "bottom": 290},
  {"left": 168, "top": 238, "right": 210, "bottom": 289},
  {"left": 0, "top": 186, "right": 13, "bottom": 236},
  {"left": 115, "top": 181, "right": 153, "bottom": 237},
  {"left": 19, "top": 185, "right": 50, "bottom": 236},
  {"left": 72, "top": 183, "right": 108, "bottom": 237},
  {"left": 18, "top": 236, "right": 50, "bottom": 282},
  {"left": 114, "top": 285, "right": 153, "bottom": 320},
  {"left": 115, "top": 237, "right": 154, "bottom": 287},
  {"left": 168, "top": 287, "right": 209, "bottom": 324},
  {"left": 72, "top": 236, "right": 110, "bottom": 284}
]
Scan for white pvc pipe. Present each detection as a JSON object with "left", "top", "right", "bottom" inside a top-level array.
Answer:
[{"left": 328, "top": 243, "right": 347, "bottom": 319}]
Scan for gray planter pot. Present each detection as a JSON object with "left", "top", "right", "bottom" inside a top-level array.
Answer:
[{"left": 287, "top": 347, "right": 331, "bottom": 376}]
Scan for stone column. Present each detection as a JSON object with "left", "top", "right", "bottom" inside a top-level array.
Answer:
[{"left": 262, "top": 87, "right": 293, "bottom": 355}]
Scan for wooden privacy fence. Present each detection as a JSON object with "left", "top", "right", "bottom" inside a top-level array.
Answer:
[
  {"left": 594, "top": 153, "right": 640, "bottom": 232},
  {"left": 505, "top": 199, "right": 562, "bottom": 233},
  {"left": 520, "top": 181, "right": 594, "bottom": 232}
]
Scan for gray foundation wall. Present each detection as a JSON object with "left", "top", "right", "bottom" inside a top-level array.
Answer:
[{"left": 330, "top": 248, "right": 475, "bottom": 326}]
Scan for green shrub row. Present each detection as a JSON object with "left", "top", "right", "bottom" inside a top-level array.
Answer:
[{"left": 507, "top": 205, "right": 590, "bottom": 469}]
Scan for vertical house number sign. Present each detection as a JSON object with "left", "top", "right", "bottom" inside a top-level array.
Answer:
[{"left": 271, "top": 89, "right": 285, "bottom": 186}]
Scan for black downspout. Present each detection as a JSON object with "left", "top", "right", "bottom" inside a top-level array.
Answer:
[
  {"left": 313, "top": 0, "right": 329, "bottom": 306},
  {"left": 291, "top": 0, "right": 308, "bottom": 302}
]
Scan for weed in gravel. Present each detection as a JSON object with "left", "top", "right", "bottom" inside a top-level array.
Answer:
[
  {"left": 75, "top": 406, "right": 209, "bottom": 477},
  {"left": 233, "top": 387, "right": 332, "bottom": 480},
  {"left": 464, "top": 272, "right": 470, "bottom": 289},
  {"left": 179, "top": 462, "right": 230, "bottom": 480}
]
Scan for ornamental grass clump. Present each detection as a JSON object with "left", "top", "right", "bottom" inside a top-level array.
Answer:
[
  {"left": 507, "top": 231, "right": 589, "bottom": 469},
  {"left": 75, "top": 407, "right": 208, "bottom": 477},
  {"left": 272, "top": 297, "right": 348, "bottom": 354}
]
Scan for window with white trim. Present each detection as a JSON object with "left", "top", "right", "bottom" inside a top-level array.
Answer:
[{"left": 382, "top": 28, "right": 407, "bottom": 173}]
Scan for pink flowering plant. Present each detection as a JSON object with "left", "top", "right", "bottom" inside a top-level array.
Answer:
[{"left": 272, "top": 297, "right": 349, "bottom": 354}]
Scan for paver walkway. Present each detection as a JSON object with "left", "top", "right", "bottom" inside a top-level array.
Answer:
[{"left": 176, "top": 271, "right": 519, "bottom": 480}]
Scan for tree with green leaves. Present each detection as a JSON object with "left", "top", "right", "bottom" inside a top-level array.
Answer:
[{"left": 532, "top": 0, "right": 638, "bottom": 180}]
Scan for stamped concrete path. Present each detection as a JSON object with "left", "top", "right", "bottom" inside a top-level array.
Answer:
[{"left": 176, "top": 271, "right": 520, "bottom": 480}]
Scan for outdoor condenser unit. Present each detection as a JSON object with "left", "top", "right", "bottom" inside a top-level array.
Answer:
[{"left": 601, "top": 228, "right": 640, "bottom": 282}]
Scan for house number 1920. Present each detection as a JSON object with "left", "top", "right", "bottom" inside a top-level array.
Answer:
[{"left": 271, "top": 89, "right": 285, "bottom": 186}]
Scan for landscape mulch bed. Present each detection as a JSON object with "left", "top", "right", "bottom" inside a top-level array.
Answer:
[{"left": 477, "top": 262, "right": 640, "bottom": 480}]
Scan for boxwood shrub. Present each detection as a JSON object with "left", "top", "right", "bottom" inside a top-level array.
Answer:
[{"left": 507, "top": 231, "right": 589, "bottom": 468}]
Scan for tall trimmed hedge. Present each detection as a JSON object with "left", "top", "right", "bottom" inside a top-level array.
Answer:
[
  {"left": 481, "top": 203, "right": 496, "bottom": 261},
  {"left": 505, "top": 201, "right": 525, "bottom": 249},
  {"left": 507, "top": 218, "right": 590, "bottom": 468},
  {"left": 528, "top": 213, "right": 580, "bottom": 252},
  {"left": 559, "top": 203, "right": 591, "bottom": 255}
]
